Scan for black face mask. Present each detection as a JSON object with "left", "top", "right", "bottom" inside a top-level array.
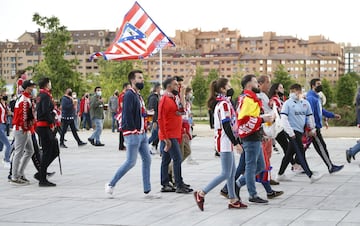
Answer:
[
  {"left": 85, "top": 95, "right": 89, "bottom": 98},
  {"left": 315, "top": 85, "right": 323, "bottom": 93},
  {"left": 135, "top": 82, "right": 144, "bottom": 90},
  {"left": 226, "top": 88, "right": 234, "bottom": 97},
  {"left": 68, "top": 91, "right": 73, "bottom": 96},
  {"left": 171, "top": 90, "right": 179, "bottom": 95},
  {"left": 2, "top": 96, "right": 8, "bottom": 101},
  {"left": 252, "top": 87, "right": 260, "bottom": 93},
  {"left": 278, "top": 92, "right": 284, "bottom": 97}
]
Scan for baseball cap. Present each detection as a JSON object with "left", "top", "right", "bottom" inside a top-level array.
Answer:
[{"left": 22, "top": 80, "right": 36, "bottom": 89}]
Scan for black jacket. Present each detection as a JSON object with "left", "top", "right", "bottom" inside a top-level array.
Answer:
[{"left": 36, "top": 92, "right": 55, "bottom": 124}]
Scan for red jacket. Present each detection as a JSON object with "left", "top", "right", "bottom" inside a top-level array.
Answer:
[
  {"left": 158, "top": 93, "right": 182, "bottom": 140},
  {"left": 13, "top": 92, "right": 35, "bottom": 132}
]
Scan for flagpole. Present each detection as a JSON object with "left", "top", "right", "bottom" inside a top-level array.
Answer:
[{"left": 159, "top": 48, "right": 163, "bottom": 85}]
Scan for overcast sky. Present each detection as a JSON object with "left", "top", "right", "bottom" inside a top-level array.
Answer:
[{"left": 1, "top": 0, "right": 359, "bottom": 45}]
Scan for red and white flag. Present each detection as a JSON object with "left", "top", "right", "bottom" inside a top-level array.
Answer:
[{"left": 90, "top": 1, "right": 175, "bottom": 61}]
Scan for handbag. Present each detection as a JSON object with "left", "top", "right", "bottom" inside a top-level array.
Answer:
[{"left": 262, "top": 103, "right": 283, "bottom": 138}]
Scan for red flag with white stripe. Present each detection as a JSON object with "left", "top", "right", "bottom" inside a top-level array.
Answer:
[{"left": 90, "top": 1, "right": 175, "bottom": 61}]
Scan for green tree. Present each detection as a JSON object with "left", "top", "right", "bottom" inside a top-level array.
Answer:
[
  {"left": 31, "top": 13, "right": 84, "bottom": 99},
  {"left": 206, "top": 69, "right": 219, "bottom": 85},
  {"left": 336, "top": 74, "right": 357, "bottom": 107},
  {"left": 321, "top": 78, "right": 334, "bottom": 108},
  {"left": 191, "top": 67, "right": 207, "bottom": 116},
  {"left": 273, "top": 64, "right": 295, "bottom": 94}
]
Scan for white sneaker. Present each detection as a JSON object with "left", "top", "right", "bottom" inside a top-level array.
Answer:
[
  {"left": 276, "top": 174, "right": 292, "bottom": 182},
  {"left": 3, "top": 160, "right": 10, "bottom": 169},
  {"left": 105, "top": 183, "right": 114, "bottom": 198},
  {"left": 310, "top": 173, "right": 323, "bottom": 184},
  {"left": 144, "top": 193, "right": 162, "bottom": 199}
]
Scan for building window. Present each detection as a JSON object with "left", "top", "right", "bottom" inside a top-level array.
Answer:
[{"left": 267, "top": 60, "right": 272, "bottom": 65}]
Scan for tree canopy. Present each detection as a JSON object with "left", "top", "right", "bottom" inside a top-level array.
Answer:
[{"left": 31, "top": 13, "right": 84, "bottom": 99}]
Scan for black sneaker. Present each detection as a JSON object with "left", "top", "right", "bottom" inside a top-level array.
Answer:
[
  {"left": 161, "top": 184, "right": 176, "bottom": 192},
  {"left": 329, "top": 165, "right": 344, "bottom": 174},
  {"left": 60, "top": 143, "right": 68, "bottom": 148},
  {"left": 346, "top": 149, "right": 352, "bottom": 163},
  {"left": 94, "top": 143, "right": 105, "bottom": 147},
  {"left": 249, "top": 196, "right": 269, "bottom": 204},
  {"left": 175, "top": 186, "right": 192, "bottom": 194},
  {"left": 267, "top": 190, "right": 284, "bottom": 199},
  {"left": 78, "top": 141, "right": 87, "bottom": 146},
  {"left": 88, "top": 138, "right": 94, "bottom": 145},
  {"left": 39, "top": 180, "right": 56, "bottom": 187}
]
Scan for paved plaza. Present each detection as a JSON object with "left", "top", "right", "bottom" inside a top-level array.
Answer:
[{"left": 0, "top": 125, "right": 360, "bottom": 226}]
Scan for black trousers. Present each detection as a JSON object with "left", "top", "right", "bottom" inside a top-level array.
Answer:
[
  {"left": 119, "top": 131, "right": 125, "bottom": 150},
  {"left": 278, "top": 131, "right": 313, "bottom": 178},
  {"left": 311, "top": 128, "right": 333, "bottom": 170},
  {"left": 60, "top": 119, "right": 81, "bottom": 144},
  {"left": 31, "top": 134, "right": 41, "bottom": 172},
  {"left": 36, "top": 127, "right": 59, "bottom": 182}
]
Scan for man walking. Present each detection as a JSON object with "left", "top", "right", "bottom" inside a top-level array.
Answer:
[
  {"left": 35, "top": 77, "right": 59, "bottom": 186},
  {"left": 306, "top": 78, "right": 343, "bottom": 174},
  {"left": 88, "top": 87, "right": 105, "bottom": 146},
  {"left": 159, "top": 77, "right": 192, "bottom": 194},
  {"left": 105, "top": 70, "right": 153, "bottom": 197},
  {"left": 60, "top": 88, "right": 87, "bottom": 148},
  {"left": 11, "top": 80, "right": 36, "bottom": 185},
  {"left": 108, "top": 90, "right": 119, "bottom": 133},
  {"left": 236, "top": 74, "right": 273, "bottom": 203}
]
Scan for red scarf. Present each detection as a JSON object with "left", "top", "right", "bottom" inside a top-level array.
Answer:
[{"left": 243, "top": 89, "right": 262, "bottom": 108}]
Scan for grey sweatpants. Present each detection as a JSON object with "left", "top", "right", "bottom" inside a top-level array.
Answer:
[{"left": 11, "top": 130, "right": 34, "bottom": 180}]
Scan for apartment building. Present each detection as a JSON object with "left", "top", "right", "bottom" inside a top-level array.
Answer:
[
  {"left": 141, "top": 30, "right": 344, "bottom": 86},
  {"left": 344, "top": 46, "right": 360, "bottom": 74},
  {"left": 0, "top": 28, "right": 345, "bottom": 86},
  {"left": 0, "top": 30, "right": 116, "bottom": 84}
]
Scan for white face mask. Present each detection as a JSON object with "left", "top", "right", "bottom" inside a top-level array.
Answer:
[
  {"left": 289, "top": 92, "right": 298, "bottom": 100},
  {"left": 96, "top": 91, "right": 102, "bottom": 96},
  {"left": 31, "top": 89, "right": 37, "bottom": 97}
]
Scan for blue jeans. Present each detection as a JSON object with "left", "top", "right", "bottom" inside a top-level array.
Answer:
[
  {"left": 237, "top": 140, "right": 265, "bottom": 198},
  {"left": 82, "top": 112, "right": 92, "bottom": 129},
  {"left": 89, "top": 119, "right": 103, "bottom": 143},
  {"left": 160, "top": 139, "right": 184, "bottom": 187},
  {"left": 0, "top": 123, "right": 11, "bottom": 162},
  {"left": 111, "top": 112, "right": 117, "bottom": 132},
  {"left": 203, "top": 152, "right": 236, "bottom": 199},
  {"left": 109, "top": 133, "right": 151, "bottom": 192}
]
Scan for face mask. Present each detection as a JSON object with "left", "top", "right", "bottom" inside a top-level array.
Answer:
[
  {"left": 68, "top": 91, "right": 73, "bottom": 96},
  {"left": 96, "top": 91, "right": 102, "bottom": 96},
  {"left": 278, "top": 92, "right": 284, "bottom": 97},
  {"left": 171, "top": 90, "right": 179, "bottom": 95},
  {"left": 159, "top": 90, "right": 164, "bottom": 96},
  {"left": 2, "top": 96, "right": 8, "bottom": 101},
  {"left": 72, "top": 94, "right": 77, "bottom": 99},
  {"left": 315, "top": 85, "right": 322, "bottom": 93},
  {"left": 135, "top": 82, "right": 144, "bottom": 90},
  {"left": 289, "top": 93, "right": 298, "bottom": 100},
  {"left": 85, "top": 95, "right": 89, "bottom": 98},
  {"left": 251, "top": 87, "right": 260, "bottom": 93},
  {"left": 31, "top": 89, "right": 37, "bottom": 97},
  {"left": 226, "top": 88, "right": 234, "bottom": 97}
]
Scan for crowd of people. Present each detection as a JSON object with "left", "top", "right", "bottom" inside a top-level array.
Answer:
[{"left": 1, "top": 69, "right": 358, "bottom": 211}]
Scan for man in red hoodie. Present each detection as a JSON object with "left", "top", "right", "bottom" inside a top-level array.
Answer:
[
  {"left": 11, "top": 80, "right": 36, "bottom": 185},
  {"left": 158, "top": 77, "right": 192, "bottom": 194}
]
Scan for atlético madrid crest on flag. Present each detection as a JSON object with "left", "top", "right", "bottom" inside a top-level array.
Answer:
[{"left": 90, "top": 1, "right": 175, "bottom": 61}]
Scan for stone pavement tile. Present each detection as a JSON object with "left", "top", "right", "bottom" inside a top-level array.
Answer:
[
  {"left": 340, "top": 207, "right": 360, "bottom": 225},
  {"left": 289, "top": 209, "right": 349, "bottom": 226},
  {"left": 240, "top": 208, "right": 308, "bottom": 226}
]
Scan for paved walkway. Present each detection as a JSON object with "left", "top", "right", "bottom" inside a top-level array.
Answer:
[{"left": 0, "top": 126, "right": 359, "bottom": 226}]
